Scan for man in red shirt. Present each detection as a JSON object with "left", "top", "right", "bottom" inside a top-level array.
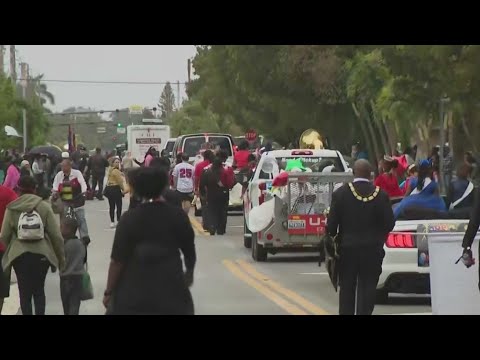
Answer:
[
  {"left": 194, "top": 150, "right": 214, "bottom": 231},
  {"left": 0, "top": 184, "right": 18, "bottom": 314}
]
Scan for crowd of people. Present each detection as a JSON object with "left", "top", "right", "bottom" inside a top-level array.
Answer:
[{"left": 0, "top": 139, "right": 253, "bottom": 315}]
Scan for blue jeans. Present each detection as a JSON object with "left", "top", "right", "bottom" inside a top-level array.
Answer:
[{"left": 63, "top": 206, "right": 89, "bottom": 240}]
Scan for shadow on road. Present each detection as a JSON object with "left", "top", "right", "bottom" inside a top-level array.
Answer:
[{"left": 386, "top": 295, "right": 431, "bottom": 306}]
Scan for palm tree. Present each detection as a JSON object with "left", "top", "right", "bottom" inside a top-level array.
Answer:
[{"left": 30, "top": 74, "right": 55, "bottom": 108}]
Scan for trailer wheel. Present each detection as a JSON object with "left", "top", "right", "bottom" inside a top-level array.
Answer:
[{"left": 252, "top": 235, "right": 267, "bottom": 262}]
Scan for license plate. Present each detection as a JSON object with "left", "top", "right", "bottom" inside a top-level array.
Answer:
[{"left": 288, "top": 219, "right": 306, "bottom": 229}]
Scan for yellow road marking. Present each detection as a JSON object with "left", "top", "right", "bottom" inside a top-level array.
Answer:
[
  {"left": 222, "top": 260, "right": 308, "bottom": 315},
  {"left": 188, "top": 215, "right": 210, "bottom": 237},
  {"left": 236, "top": 259, "right": 329, "bottom": 315}
]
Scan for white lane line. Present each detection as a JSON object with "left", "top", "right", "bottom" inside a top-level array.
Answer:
[
  {"left": 2, "top": 284, "right": 20, "bottom": 315},
  {"left": 299, "top": 272, "right": 329, "bottom": 275},
  {"left": 390, "top": 313, "right": 432, "bottom": 315}
]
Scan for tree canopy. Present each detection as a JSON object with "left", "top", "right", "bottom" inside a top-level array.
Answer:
[{"left": 177, "top": 45, "right": 480, "bottom": 163}]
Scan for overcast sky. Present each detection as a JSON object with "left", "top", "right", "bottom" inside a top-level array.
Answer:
[{"left": 15, "top": 45, "right": 196, "bottom": 113}]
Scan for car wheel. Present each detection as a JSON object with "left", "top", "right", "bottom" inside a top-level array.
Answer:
[
  {"left": 194, "top": 205, "right": 202, "bottom": 217},
  {"left": 252, "top": 233, "right": 267, "bottom": 262},
  {"left": 375, "top": 289, "right": 389, "bottom": 304}
]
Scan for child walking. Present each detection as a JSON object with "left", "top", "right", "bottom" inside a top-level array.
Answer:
[{"left": 60, "top": 217, "right": 86, "bottom": 315}]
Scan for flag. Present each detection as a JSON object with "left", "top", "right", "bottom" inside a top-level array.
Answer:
[{"left": 68, "top": 125, "right": 74, "bottom": 153}]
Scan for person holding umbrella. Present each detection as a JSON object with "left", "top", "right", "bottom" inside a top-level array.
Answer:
[{"left": 326, "top": 159, "right": 394, "bottom": 315}]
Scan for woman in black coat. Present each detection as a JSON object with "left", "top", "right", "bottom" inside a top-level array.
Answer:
[{"left": 103, "top": 167, "right": 196, "bottom": 315}]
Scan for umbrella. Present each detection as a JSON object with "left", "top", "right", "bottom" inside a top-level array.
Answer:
[{"left": 29, "top": 145, "right": 62, "bottom": 159}]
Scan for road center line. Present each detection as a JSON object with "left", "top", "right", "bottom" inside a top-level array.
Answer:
[
  {"left": 222, "top": 260, "right": 308, "bottom": 315},
  {"left": 235, "top": 259, "right": 329, "bottom": 315},
  {"left": 189, "top": 215, "right": 210, "bottom": 237}
]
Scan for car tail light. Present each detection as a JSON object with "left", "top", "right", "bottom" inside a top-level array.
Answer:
[
  {"left": 291, "top": 151, "right": 313, "bottom": 156},
  {"left": 258, "top": 183, "right": 267, "bottom": 191},
  {"left": 386, "top": 233, "right": 415, "bottom": 248}
]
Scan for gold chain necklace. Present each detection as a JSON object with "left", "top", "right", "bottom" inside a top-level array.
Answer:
[{"left": 348, "top": 183, "right": 380, "bottom": 202}]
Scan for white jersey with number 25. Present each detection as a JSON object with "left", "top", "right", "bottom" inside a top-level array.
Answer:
[{"left": 173, "top": 162, "right": 195, "bottom": 193}]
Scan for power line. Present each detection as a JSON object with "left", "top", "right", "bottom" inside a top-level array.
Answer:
[{"left": 18, "top": 78, "right": 189, "bottom": 85}]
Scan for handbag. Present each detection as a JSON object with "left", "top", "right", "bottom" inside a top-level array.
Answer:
[
  {"left": 103, "top": 186, "right": 113, "bottom": 199},
  {"left": 80, "top": 263, "right": 94, "bottom": 301}
]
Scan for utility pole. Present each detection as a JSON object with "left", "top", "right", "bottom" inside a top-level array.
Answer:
[
  {"left": 439, "top": 96, "right": 450, "bottom": 195},
  {"left": 177, "top": 80, "right": 181, "bottom": 109},
  {"left": 0, "top": 45, "right": 4, "bottom": 74},
  {"left": 20, "top": 62, "right": 29, "bottom": 152},
  {"left": 9, "top": 45, "right": 16, "bottom": 83},
  {"left": 187, "top": 59, "right": 191, "bottom": 83}
]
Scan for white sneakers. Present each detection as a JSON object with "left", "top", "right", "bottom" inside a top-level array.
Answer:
[{"left": 110, "top": 222, "right": 116, "bottom": 229}]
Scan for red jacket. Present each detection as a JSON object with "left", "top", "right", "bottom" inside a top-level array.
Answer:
[
  {"left": 221, "top": 165, "right": 235, "bottom": 190},
  {"left": 374, "top": 173, "right": 403, "bottom": 198},
  {"left": 194, "top": 160, "right": 211, "bottom": 191},
  {"left": 0, "top": 185, "right": 18, "bottom": 252}
]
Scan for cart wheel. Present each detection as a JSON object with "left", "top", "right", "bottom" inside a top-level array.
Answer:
[{"left": 252, "top": 234, "right": 267, "bottom": 262}]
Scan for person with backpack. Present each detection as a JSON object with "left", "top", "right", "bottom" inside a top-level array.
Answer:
[{"left": 0, "top": 176, "right": 65, "bottom": 315}]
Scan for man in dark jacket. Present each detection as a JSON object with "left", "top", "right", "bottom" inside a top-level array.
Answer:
[
  {"left": 327, "top": 159, "right": 395, "bottom": 315},
  {"left": 86, "top": 147, "right": 109, "bottom": 200}
]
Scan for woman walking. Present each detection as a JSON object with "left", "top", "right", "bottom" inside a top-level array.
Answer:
[
  {"left": 103, "top": 167, "right": 196, "bottom": 315},
  {"left": 0, "top": 176, "right": 65, "bottom": 315},
  {"left": 104, "top": 158, "right": 126, "bottom": 228},
  {"left": 3, "top": 157, "right": 21, "bottom": 191},
  {"left": 200, "top": 155, "right": 235, "bottom": 235}
]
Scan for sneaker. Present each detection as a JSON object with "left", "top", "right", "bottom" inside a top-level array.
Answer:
[{"left": 110, "top": 222, "right": 116, "bottom": 229}]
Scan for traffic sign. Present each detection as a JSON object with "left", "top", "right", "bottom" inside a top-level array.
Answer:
[
  {"left": 245, "top": 129, "right": 257, "bottom": 142},
  {"left": 117, "top": 127, "right": 126, "bottom": 134},
  {"left": 97, "top": 127, "right": 106, "bottom": 134},
  {"left": 129, "top": 105, "right": 143, "bottom": 115}
]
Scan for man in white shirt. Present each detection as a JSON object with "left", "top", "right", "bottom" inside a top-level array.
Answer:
[
  {"left": 52, "top": 159, "right": 90, "bottom": 245},
  {"left": 32, "top": 154, "right": 45, "bottom": 187},
  {"left": 172, "top": 153, "right": 196, "bottom": 214}
]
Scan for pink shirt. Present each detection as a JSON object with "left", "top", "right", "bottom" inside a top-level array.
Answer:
[
  {"left": 145, "top": 154, "right": 154, "bottom": 167},
  {"left": 3, "top": 165, "right": 20, "bottom": 190}
]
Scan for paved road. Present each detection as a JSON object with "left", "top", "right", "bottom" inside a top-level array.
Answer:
[{"left": 3, "top": 200, "right": 432, "bottom": 315}]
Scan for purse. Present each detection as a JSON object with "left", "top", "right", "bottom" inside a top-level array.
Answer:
[{"left": 80, "top": 262, "right": 94, "bottom": 301}]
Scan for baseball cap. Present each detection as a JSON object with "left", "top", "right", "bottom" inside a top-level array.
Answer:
[{"left": 62, "top": 152, "right": 70, "bottom": 159}]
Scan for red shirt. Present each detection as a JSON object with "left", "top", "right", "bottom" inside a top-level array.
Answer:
[
  {"left": 374, "top": 173, "right": 403, "bottom": 198},
  {"left": 234, "top": 150, "right": 250, "bottom": 169},
  {"left": 0, "top": 185, "right": 18, "bottom": 252},
  {"left": 194, "top": 160, "right": 211, "bottom": 191}
]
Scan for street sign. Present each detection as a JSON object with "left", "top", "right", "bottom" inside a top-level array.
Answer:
[
  {"left": 117, "top": 127, "right": 126, "bottom": 134},
  {"left": 245, "top": 129, "right": 257, "bottom": 142},
  {"left": 142, "top": 118, "right": 163, "bottom": 124},
  {"left": 97, "top": 127, "right": 106, "bottom": 134},
  {"left": 129, "top": 105, "right": 144, "bottom": 115}
]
